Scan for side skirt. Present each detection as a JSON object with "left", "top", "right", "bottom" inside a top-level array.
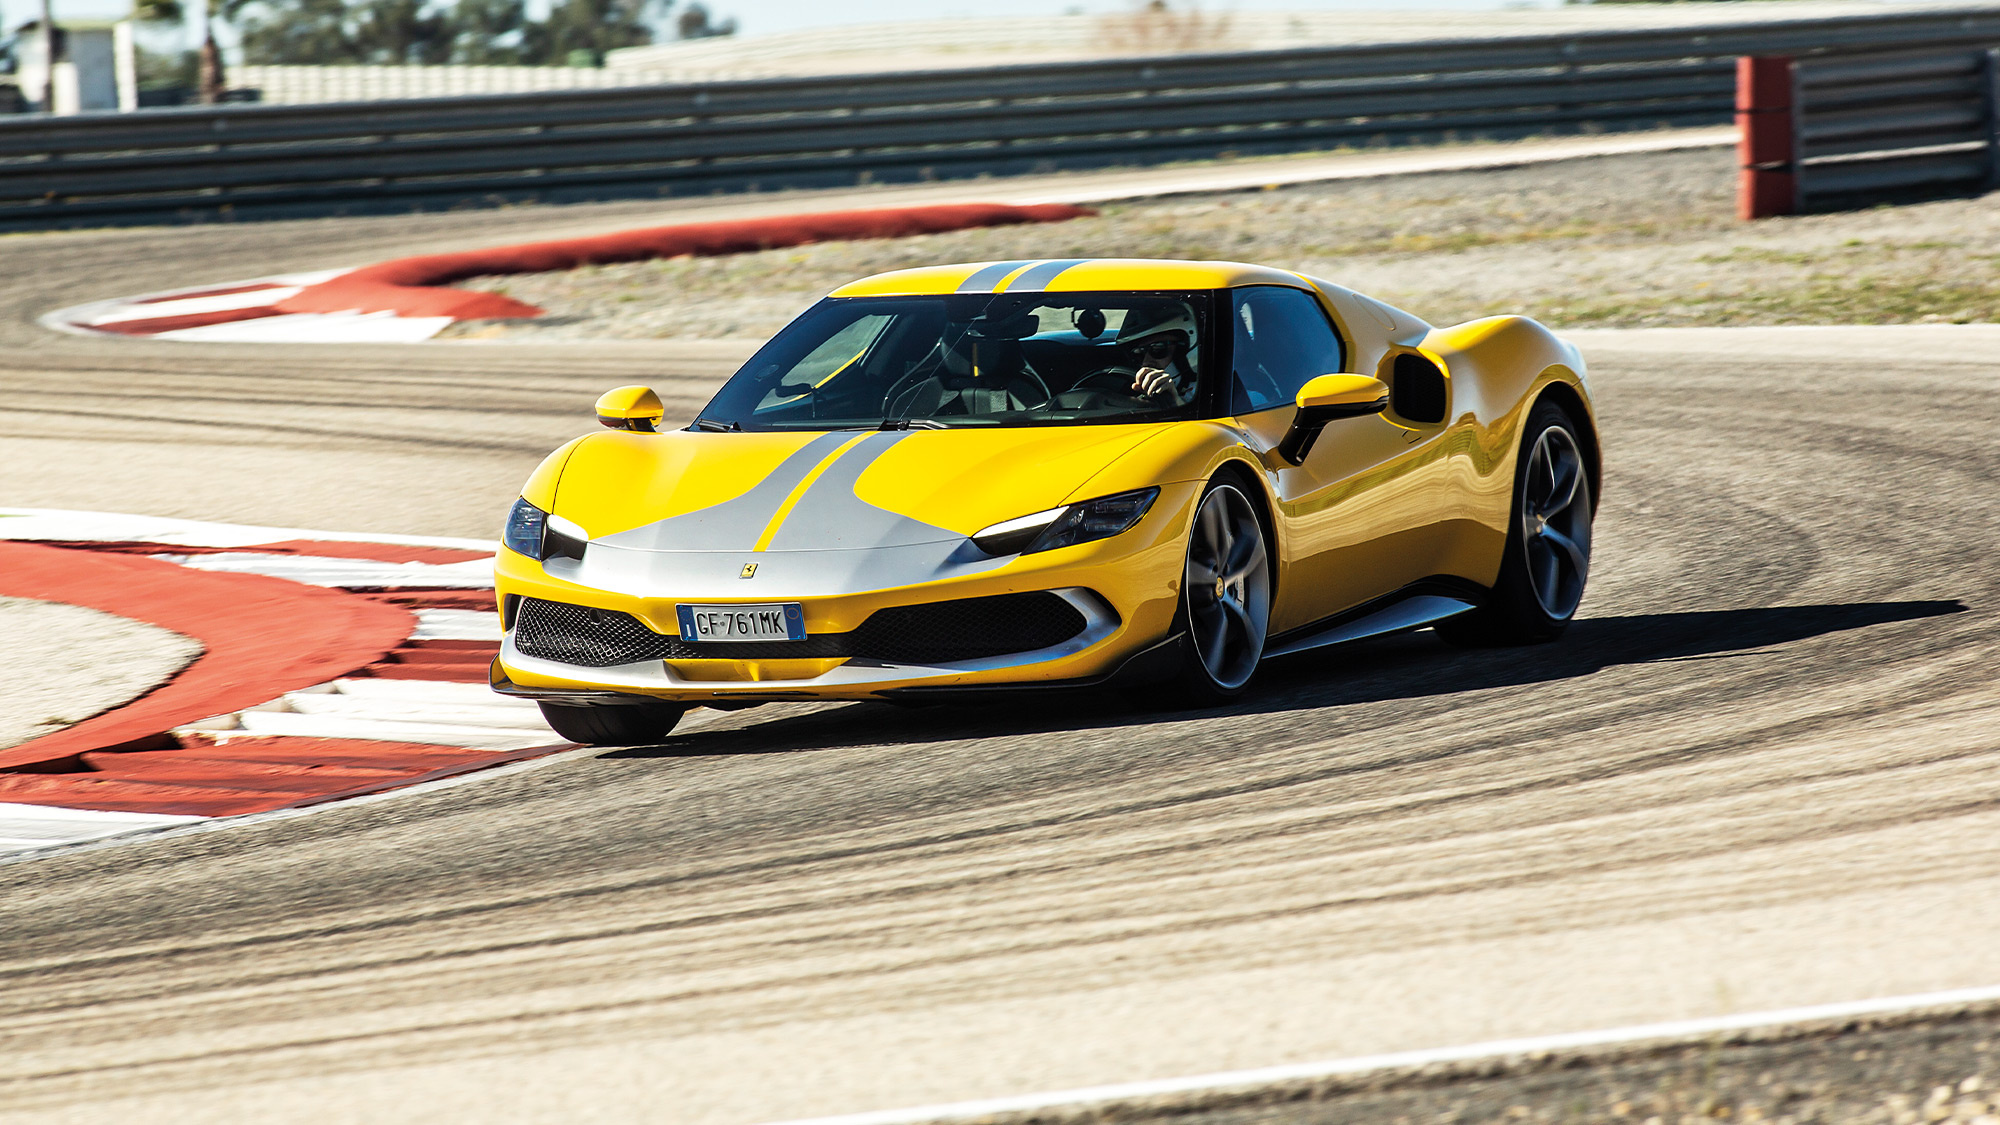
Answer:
[{"left": 1263, "top": 580, "right": 1483, "bottom": 660}]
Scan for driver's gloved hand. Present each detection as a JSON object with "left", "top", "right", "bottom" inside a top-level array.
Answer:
[{"left": 1130, "top": 366, "right": 1186, "bottom": 405}]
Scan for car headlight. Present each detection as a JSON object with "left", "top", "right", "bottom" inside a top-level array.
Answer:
[
  {"left": 503, "top": 498, "right": 547, "bottom": 558},
  {"left": 973, "top": 488, "right": 1159, "bottom": 557}
]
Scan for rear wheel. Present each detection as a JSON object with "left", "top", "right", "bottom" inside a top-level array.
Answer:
[
  {"left": 537, "top": 700, "right": 688, "bottom": 746},
  {"left": 1438, "top": 399, "right": 1593, "bottom": 646},
  {"left": 1158, "top": 481, "right": 1271, "bottom": 706}
]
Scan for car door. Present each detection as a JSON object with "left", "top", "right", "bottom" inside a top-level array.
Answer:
[{"left": 1225, "top": 285, "right": 1443, "bottom": 635}]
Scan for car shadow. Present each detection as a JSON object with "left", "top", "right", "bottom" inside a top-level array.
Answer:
[{"left": 600, "top": 599, "right": 1967, "bottom": 760}]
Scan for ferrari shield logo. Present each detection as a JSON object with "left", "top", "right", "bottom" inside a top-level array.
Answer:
[{"left": 739, "top": 563, "right": 758, "bottom": 579}]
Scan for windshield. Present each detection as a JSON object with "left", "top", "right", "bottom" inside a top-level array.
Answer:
[{"left": 696, "top": 291, "right": 1214, "bottom": 431}]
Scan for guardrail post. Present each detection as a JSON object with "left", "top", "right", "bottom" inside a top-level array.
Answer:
[{"left": 1737, "top": 55, "right": 1797, "bottom": 219}]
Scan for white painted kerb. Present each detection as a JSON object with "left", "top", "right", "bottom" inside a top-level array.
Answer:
[{"left": 765, "top": 982, "right": 2000, "bottom": 1125}]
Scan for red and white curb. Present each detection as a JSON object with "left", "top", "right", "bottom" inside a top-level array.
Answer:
[
  {"left": 39, "top": 270, "right": 456, "bottom": 343},
  {"left": 0, "top": 508, "right": 571, "bottom": 857},
  {"left": 40, "top": 202, "right": 1093, "bottom": 343}
]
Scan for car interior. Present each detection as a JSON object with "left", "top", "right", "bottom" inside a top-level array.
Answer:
[{"left": 714, "top": 292, "right": 1213, "bottom": 429}]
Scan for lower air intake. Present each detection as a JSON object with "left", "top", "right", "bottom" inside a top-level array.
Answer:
[
  {"left": 512, "top": 592, "right": 1090, "bottom": 669},
  {"left": 512, "top": 598, "right": 682, "bottom": 667},
  {"left": 849, "top": 593, "right": 1088, "bottom": 663}
]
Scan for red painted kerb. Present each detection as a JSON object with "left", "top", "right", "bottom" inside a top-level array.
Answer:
[
  {"left": 274, "top": 202, "right": 1095, "bottom": 320},
  {"left": 0, "top": 542, "right": 414, "bottom": 770}
]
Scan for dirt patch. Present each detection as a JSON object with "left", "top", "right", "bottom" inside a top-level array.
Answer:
[
  {"left": 437, "top": 146, "right": 2000, "bottom": 343},
  {"left": 0, "top": 598, "right": 201, "bottom": 752}
]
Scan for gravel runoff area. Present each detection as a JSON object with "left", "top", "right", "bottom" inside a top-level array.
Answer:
[
  {"left": 0, "top": 597, "right": 202, "bottom": 752},
  {"left": 1014, "top": 1006, "right": 2000, "bottom": 1125},
  {"left": 440, "top": 145, "right": 2000, "bottom": 344}
]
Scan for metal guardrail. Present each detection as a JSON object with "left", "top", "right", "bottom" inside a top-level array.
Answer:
[
  {"left": 6, "top": 7, "right": 2000, "bottom": 227},
  {"left": 1801, "top": 48, "right": 2000, "bottom": 200},
  {"left": 1739, "top": 45, "right": 2000, "bottom": 216}
]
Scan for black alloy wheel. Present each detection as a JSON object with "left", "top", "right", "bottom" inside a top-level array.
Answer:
[
  {"left": 1165, "top": 480, "right": 1272, "bottom": 704},
  {"left": 1438, "top": 398, "right": 1594, "bottom": 646}
]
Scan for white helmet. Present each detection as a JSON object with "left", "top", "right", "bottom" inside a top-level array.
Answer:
[{"left": 1115, "top": 301, "right": 1199, "bottom": 348}]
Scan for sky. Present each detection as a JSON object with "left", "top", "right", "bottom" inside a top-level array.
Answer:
[{"left": 6, "top": 0, "right": 1569, "bottom": 52}]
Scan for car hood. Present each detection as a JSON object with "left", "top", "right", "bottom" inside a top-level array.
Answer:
[{"left": 549, "top": 425, "right": 1164, "bottom": 556}]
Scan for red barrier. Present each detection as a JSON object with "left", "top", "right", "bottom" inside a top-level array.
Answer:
[
  {"left": 275, "top": 202, "right": 1095, "bottom": 320},
  {"left": 0, "top": 543, "right": 414, "bottom": 771},
  {"left": 1738, "top": 56, "right": 1798, "bottom": 220}
]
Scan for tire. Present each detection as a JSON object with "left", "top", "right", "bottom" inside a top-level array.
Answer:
[
  {"left": 537, "top": 700, "right": 688, "bottom": 746},
  {"left": 1437, "top": 398, "right": 1594, "bottom": 647},
  {"left": 1150, "top": 480, "right": 1273, "bottom": 707}
]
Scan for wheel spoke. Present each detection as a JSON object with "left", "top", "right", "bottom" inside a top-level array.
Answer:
[
  {"left": 1221, "top": 551, "right": 1264, "bottom": 585},
  {"left": 1540, "top": 525, "right": 1590, "bottom": 581},
  {"left": 1533, "top": 541, "right": 1560, "bottom": 599},
  {"left": 1222, "top": 597, "right": 1254, "bottom": 639},
  {"left": 1194, "top": 503, "right": 1226, "bottom": 568},
  {"left": 1541, "top": 453, "right": 1579, "bottom": 517},
  {"left": 1200, "top": 500, "right": 1225, "bottom": 548},
  {"left": 1200, "top": 608, "right": 1228, "bottom": 665},
  {"left": 1523, "top": 444, "right": 1551, "bottom": 511},
  {"left": 1544, "top": 460, "right": 1576, "bottom": 516},
  {"left": 1221, "top": 528, "right": 1264, "bottom": 583}
]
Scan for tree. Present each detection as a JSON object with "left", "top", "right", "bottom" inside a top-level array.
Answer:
[
  {"left": 446, "top": 0, "right": 525, "bottom": 64},
  {"left": 519, "top": 0, "right": 661, "bottom": 67},
  {"left": 676, "top": 2, "right": 732, "bottom": 39},
  {"left": 218, "top": 0, "right": 732, "bottom": 69},
  {"left": 350, "top": 0, "right": 452, "bottom": 62},
  {"left": 234, "top": 0, "right": 356, "bottom": 65}
]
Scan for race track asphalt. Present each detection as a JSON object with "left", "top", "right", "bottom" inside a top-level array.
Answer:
[{"left": 2, "top": 197, "right": 1998, "bottom": 1124}]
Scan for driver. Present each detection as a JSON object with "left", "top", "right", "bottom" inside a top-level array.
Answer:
[{"left": 1113, "top": 303, "right": 1199, "bottom": 406}]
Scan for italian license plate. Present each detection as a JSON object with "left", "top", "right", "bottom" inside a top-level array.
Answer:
[{"left": 676, "top": 603, "right": 806, "bottom": 643}]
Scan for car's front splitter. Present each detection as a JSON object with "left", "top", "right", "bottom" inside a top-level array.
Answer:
[{"left": 494, "top": 587, "right": 1142, "bottom": 702}]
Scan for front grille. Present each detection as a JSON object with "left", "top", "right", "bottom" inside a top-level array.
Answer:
[
  {"left": 512, "top": 592, "right": 1090, "bottom": 669},
  {"left": 513, "top": 598, "right": 680, "bottom": 667}
]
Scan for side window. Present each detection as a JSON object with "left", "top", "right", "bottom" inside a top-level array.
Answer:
[{"left": 1228, "top": 287, "right": 1346, "bottom": 415}]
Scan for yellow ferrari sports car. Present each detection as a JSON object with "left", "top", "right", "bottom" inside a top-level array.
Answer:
[{"left": 491, "top": 258, "right": 1598, "bottom": 746}]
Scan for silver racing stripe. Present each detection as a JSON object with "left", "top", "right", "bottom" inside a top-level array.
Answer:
[
  {"left": 954, "top": 260, "right": 1035, "bottom": 293},
  {"left": 999, "top": 258, "right": 1093, "bottom": 292},
  {"left": 766, "top": 430, "right": 958, "bottom": 552},
  {"left": 554, "top": 538, "right": 1009, "bottom": 600},
  {"left": 554, "top": 430, "right": 1009, "bottom": 597},
  {"left": 593, "top": 430, "right": 850, "bottom": 553}
]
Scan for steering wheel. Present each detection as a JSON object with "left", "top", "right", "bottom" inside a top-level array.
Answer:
[
  {"left": 877, "top": 365, "right": 1055, "bottom": 415},
  {"left": 878, "top": 367, "right": 935, "bottom": 415},
  {"left": 1011, "top": 366, "right": 1055, "bottom": 408},
  {"left": 1070, "top": 367, "right": 1142, "bottom": 396}
]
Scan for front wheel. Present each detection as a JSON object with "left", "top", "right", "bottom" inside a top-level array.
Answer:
[
  {"left": 1155, "top": 480, "right": 1271, "bottom": 706},
  {"left": 1437, "top": 400, "right": 1594, "bottom": 647},
  {"left": 538, "top": 700, "right": 688, "bottom": 746}
]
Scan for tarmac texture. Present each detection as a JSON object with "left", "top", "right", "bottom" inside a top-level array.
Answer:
[{"left": 1, "top": 177, "right": 1997, "bottom": 1123}]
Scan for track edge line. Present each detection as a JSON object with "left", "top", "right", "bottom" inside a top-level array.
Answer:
[{"left": 763, "top": 983, "right": 2000, "bottom": 1125}]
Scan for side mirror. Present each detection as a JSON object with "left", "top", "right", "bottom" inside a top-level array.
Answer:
[
  {"left": 595, "top": 385, "right": 665, "bottom": 433},
  {"left": 1277, "top": 374, "right": 1389, "bottom": 465}
]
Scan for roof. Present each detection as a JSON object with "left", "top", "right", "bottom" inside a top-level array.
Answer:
[{"left": 827, "top": 258, "right": 1314, "bottom": 299}]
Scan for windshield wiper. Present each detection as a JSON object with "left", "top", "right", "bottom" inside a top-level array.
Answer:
[
  {"left": 690, "top": 417, "right": 741, "bottom": 432},
  {"left": 878, "top": 418, "right": 946, "bottom": 430}
]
